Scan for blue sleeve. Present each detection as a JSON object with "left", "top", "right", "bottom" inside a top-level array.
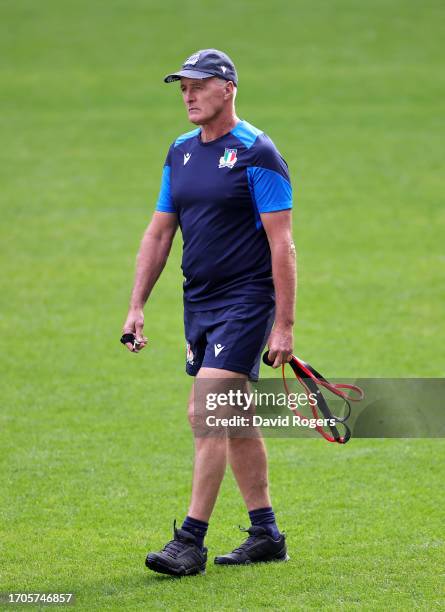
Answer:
[
  {"left": 248, "top": 134, "right": 293, "bottom": 213},
  {"left": 155, "top": 146, "right": 175, "bottom": 213},
  {"left": 247, "top": 166, "right": 292, "bottom": 213}
]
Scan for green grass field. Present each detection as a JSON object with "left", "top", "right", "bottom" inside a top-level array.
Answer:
[{"left": 1, "top": 0, "right": 444, "bottom": 609}]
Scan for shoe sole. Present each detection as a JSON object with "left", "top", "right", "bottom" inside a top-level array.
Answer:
[
  {"left": 214, "top": 552, "right": 290, "bottom": 566},
  {"left": 145, "top": 556, "right": 206, "bottom": 577}
]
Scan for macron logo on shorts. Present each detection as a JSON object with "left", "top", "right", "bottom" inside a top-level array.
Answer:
[{"left": 214, "top": 343, "right": 225, "bottom": 357}]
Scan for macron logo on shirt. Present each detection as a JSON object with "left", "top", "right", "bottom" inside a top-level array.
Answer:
[{"left": 183, "top": 153, "right": 191, "bottom": 165}]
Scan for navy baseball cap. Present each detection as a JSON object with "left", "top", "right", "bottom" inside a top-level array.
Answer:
[{"left": 164, "top": 49, "right": 238, "bottom": 86}]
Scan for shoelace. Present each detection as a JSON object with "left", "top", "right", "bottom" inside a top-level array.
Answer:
[
  {"left": 233, "top": 527, "right": 260, "bottom": 553},
  {"left": 161, "top": 537, "right": 188, "bottom": 558},
  {"left": 161, "top": 522, "right": 193, "bottom": 558}
]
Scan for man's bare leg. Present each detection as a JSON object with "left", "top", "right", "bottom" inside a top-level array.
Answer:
[
  {"left": 228, "top": 435, "right": 272, "bottom": 511},
  {"left": 226, "top": 378, "right": 272, "bottom": 510},
  {"left": 187, "top": 367, "right": 247, "bottom": 522},
  {"left": 215, "top": 414, "right": 288, "bottom": 564}
]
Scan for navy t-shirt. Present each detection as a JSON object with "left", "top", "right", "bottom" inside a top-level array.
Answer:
[{"left": 155, "top": 119, "right": 293, "bottom": 311}]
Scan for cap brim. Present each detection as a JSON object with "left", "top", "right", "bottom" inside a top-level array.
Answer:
[{"left": 164, "top": 69, "right": 215, "bottom": 83}]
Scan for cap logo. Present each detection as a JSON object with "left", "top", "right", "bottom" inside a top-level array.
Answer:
[
  {"left": 183, "top": 52, "right": 200, "bottom": 66},
  {"left": 220, "top": 65, "right": 227, "bottom": 73}
]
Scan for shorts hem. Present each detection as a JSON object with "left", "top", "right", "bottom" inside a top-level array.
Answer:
[
  {"left": 194, "top": 361, "right": 260, "bottom": 381},
  {"left": 186, "top": 365, "right": 200, "bottom": 377}
]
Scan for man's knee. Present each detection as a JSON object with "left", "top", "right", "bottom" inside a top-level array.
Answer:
[
  {"left": 189, "top": 368, "right": 247, "bottom": 433},
  {"left": 187, "top": 385, "right": 198, "bottom": 428},
  {"left": 188, "top": 395, "right": 197, "bottom": 428},
  {"left": 187, "top": 385, "right": 224, "bottom": 437}
]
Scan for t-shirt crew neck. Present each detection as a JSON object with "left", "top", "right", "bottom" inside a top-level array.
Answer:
[{"left": 197, "top": 120, "right": 242, "bottom": 146}]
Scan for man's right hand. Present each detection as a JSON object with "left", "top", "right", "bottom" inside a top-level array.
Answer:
[{"left": 122, "top": 308, "right": 148, "bottom": 352}]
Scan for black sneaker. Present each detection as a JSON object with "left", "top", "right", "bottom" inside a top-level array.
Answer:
[
  {"left": 145, "top": 520, "right": 207, "bottom": 577},
  {"left": 214, "top": 525, "right": 289, "bottom": 565}
]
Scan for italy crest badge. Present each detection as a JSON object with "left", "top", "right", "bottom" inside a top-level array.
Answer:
[{"left": 218, "top": 148, "right": 237, "bottom": 169}]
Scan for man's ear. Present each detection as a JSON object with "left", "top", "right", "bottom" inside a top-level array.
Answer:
[{"left": 224, "top": 81, "right": 234, "bottom": 99}]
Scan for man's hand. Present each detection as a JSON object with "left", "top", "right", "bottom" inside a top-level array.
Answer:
[
  {"left": 267, "top": 324, "right": 293, "bottom": 368},
  {"left": 122, "top": 308, "right": 148, "bottom": 353}
]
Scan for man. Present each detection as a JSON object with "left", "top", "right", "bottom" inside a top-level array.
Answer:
[{"left": 122, "top": 49, "right": 296, "bottom": 577}]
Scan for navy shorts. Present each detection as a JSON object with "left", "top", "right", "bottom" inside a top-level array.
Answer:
[{"left": 184, "top": 302, "right": 275, "bottom": 382}]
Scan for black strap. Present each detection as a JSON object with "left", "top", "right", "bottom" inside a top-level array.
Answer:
[
  {"left": 121, "top": 333, "right": 136, "bottom": 345},
  {"left": 263, "top": 351, "right": 352, "bottom": 443}
]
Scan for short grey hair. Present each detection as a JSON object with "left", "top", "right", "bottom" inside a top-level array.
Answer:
[{"left": 216, "top": 77, "right": 237, "bottom": 99}]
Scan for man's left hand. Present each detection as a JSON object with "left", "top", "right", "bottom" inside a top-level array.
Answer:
[{"left": 267, "top": 324, "right": 294, "bottom": 368}]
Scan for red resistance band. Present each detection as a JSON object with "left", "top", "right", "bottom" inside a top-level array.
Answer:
[{"left": 262, "top": 352, "right": 364, "bottom": 444}]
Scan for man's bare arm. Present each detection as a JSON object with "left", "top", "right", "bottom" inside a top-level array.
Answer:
[
  {"left": 122, "top": 211, "right": 178, "bottom": 352},
  {"left": 261, "top": 209, "right": 296, "bottom": 368}
]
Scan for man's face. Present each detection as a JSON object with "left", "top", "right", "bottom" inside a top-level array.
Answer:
[{"left": 180, "top": 77, "right": 229, "bottom": 125}]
